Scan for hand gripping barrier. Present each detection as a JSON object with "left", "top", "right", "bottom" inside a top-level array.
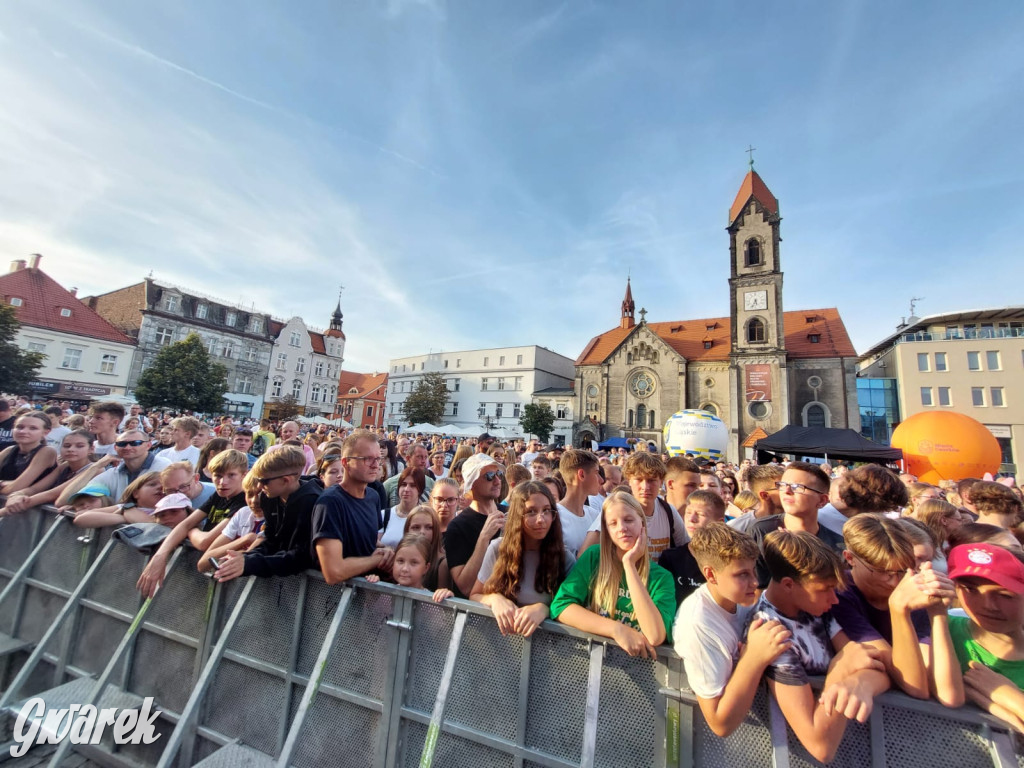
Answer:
[{"left": 0, "top": 503, "right": 1021, "bottom": 768}]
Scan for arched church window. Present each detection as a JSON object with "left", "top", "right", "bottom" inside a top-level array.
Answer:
[
  {"left": 747, "top": 318, "right": 766, "bottom": 343},
  {"left": 648, "top": 410, "right": 655, "bottom": 429},
  {"left": 628, "top": 409, "right": 634, "bottom": 428},
  {"left": 806, "top": 404, "right": 826, "bottom": 428},
  {"left": 636, "top": 404, "right": 647, "bottom": 429},
  {"left": 745, "top": 238, "right": 763, "bottom": 266},
  {"left": 701, "top": 403, "right": 718, "bottom": 416}
]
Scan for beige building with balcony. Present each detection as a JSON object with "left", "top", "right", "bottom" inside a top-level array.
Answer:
[{"left": 858, "top": 308, "right": 1024, "bottom": 473}]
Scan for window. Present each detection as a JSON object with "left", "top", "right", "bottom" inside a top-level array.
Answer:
[
  {"left": 935, "top": 352, "right": 947, "bottom": 371},
  {"left": 156, "top": 327, "right": 174, "bottom": 346},
  {"left": 972, "top": 387, "right": 985, "bottom": 407},
  {"left": 311, "top": 384, "right": 321, "bottom": 403},
  {"left": 237, "top": 377, "right": 253, "bottom": 395},
  {"left": 744, "top": 238, "right": 763, "bottom": 267},
  {"left": 495, "top": 403, "right": 503, "bottom": 418},
  {"left": 245, "top": 346, "right": 257, "bottom": 362},
  {"left": 456, "top": 358, "right": 461, "bottom": 368},
  {"left": 516, "top": 354, "right": 523, "bottom": 365},
  {"left": 514, "top": 377, "right": 522, "bottom": 391},
  {"left": 704, "top": 341, "right": 713, "bottom": 349},
  {"left": 444, "top": 360, "right": 449, "bottom": 369},
  {"left": 277, "top": 353, "right": 287, "bottom": 370},
  {"left": 366, "top": 405, "right": 374, "bottom": 418},
  {"left": 917, "top": 353, "right": 929, "bottom": 372},
  {"left": 403, "top": 364, "right": 407, "bottom": 372},
  {"left": 483, "top": 357, "right": 489, "bottom": 367},
  {"left": 499, "top": 356, "right": 505, "bottom": 366},
  {"left": 60, "top": 308, "right": 72, "bottom": 318},
  {"left": 393, "top": 366, "right": 397, "bottom": 373},
  {"left": 393, "top": 382, "right": 399, "bottom": 394},
  {"left": 636, "top": 403, "right": 647, "bottom": 428},
  {"left": 290, "top": 332, "right": 301, "bottom": 347},
  {"left": 747, "top": 318, "right": 766, "bottom": 343},
  {"left": 805, "top": 404, "right": 826, "bottom": 427},
  {"left": 272, "top": 379, "right": 283, "bottom": 397},
  {"left": 938, "top": 387, "right": 951, "bottom": 406},
  {"left": 61, "top": 348, "right": 82, "bottom": 369},
  {"left": 920, "top": 387, "right": 933, "bottom": 406},
  {"left": 165, "top": 295, "right": 179, "bottom": 311},
  {"left": 513, "top": 403, "right": 521, "bottom": 418},
  {"left": 206, "top": 338, "right": 216, "bottom": 354},
  {"left": 99, "top": 354, "right": 117, "bottom": 374},
  {"left": 225, "top": 311, "right": 237, "bottom": 327},
  {"left": 481, "top": 378, "right": 489, "bottom": 391},
  {"left": 220, "top": 342, "right": 233, "bottom": 358},
  {"left": 992, "top": 387, "right": 1005, "bottom": 407},
  {"left": 556, "top": 404, "right": 568, "bottom": 419},
  {"left": 196, "top": 303, "right": 208, "bottom": 319},
  {"left": 628, "top": 409, "right": 634, "bottom": 428},
  {"left": 497, "top": 378, "right": 506, "bottom": 390},
  {"left": 315, "top": 360, "right": 324, "bottom": 376},
  {"left": 648, "top": 410, "right": 655, "bottom": 429},
  {"left": 9, "top": 297, "right": 22, "bottom": 306},
  {"left": 296, "top": 358, "right": 306, "bottom": 374},
  {"left": 451, "top": 402, "right": 459, "bottom": 416},
  {"left": 987, "top": 351, "right": 1001, "bottom": 370},
  {"left": 27, "top": 341, "right": 46, "bottom": 353},
  {"left": 967, "top": 351, "right": 981, "bottom": 371},
  {"left": 808, "top": 334, "right": 820, "bottom": 344},
  {"left": 250, "top": 317, "right": 262, "bottom": 334},
  {"left": 453, "top": 379, "right": 460, "bottom": 392},
  {"left": 292, "top": 380, "right": 303, "bottom": 399}
]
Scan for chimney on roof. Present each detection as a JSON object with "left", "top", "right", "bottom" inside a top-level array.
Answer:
[
  {"left": 9, "top": 259, "right": 27, "bottom": 273},
  {"left": 69, "top": 287, "right": 78, "bottom": 298},
  {"left": 27, "top": 253, "right": 41, "bottom": 269}
]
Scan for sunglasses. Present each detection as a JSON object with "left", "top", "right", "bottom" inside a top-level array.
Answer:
[
  {"left": 482, "top": 469, "right": 504, "bottom": 481},
  {"left": 115, "top": 439, "right": 146, "bottom": 448},
  {"left": 256, "top": 473, "right": 297, "bottom": 485}
]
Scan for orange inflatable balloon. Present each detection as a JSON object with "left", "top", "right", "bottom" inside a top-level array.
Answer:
[{"left": 891, "top": 411, "right": 1001, "bottom": 484}]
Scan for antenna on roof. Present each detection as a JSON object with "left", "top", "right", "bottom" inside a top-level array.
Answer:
[
  {"left": 909, "top": 297, "right": 924, "bottom": 317},
  {"left": 746, "top": 145, "right": 756, "bottom": 171}
]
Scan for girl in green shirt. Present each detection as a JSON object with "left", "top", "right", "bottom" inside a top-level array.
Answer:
[{"left": 551, "top": 491, "right": 676, "bottom": 657}]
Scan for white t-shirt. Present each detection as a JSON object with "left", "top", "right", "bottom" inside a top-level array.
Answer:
[
  {"left": 93, "top": 440, "right": 117, "bottom": 457},
  {"left": 519, "top": 451, "right": 540, "bottom": 468},
  {"left": 478, "top": 538, "right": 576, "bottom": 606},
  {"left": 727, "top": 512, "right": 758, "bottom": 533},
  {"left": 587, "top": 498, "right": 687, "bottom": 559},
  {"left": 380, "top": 506, "right": 410, "bottom": 549},
  {"left": 46, "top": 426, "right": 71, "bottom": 452},
  {"left": 222, "top": 507, "right": 265, "bottom": 540},
  {"left": 587, "top": 494, "right": 607, "bottom": 511},
  {"left": 673, "top": 585, "right": 753, "bottom": 698},
  {"left": 557, "top": 503, "right": 600, "bottom": 555},
  {"left": 158, "top": 445, "right": 201, "bottom": 468}
]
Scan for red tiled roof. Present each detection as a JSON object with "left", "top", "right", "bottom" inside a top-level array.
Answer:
[
  {"left": 308, "top": 330, "right": 326, "bottom": 355},
  {"left": 324, "top": 328, "right": 346, "bottom": 340},
  {"left": 0, "top": 267, "right": 134, "bottom": 345},
  {"left": 730, "top": 170, "right": 778, "bottom": 224},
  {"left": 576, "top": 308, "right": 856, "bottom": 366},
  {"left": 268, "top": 319, "right": 285, "bottom": 337},
  {"left": 742, "top": 427, "right": 768, "bottom": 448},
  {"left": 337, "top": 371, "right": 388, "bottom": 402}
]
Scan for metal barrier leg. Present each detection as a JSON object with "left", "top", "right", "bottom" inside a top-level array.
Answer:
[
  {"left": 418, "top": 611, "right": 467, "bottom": 768},
  {"left": 153, "top": 576, "right": 260, "bottom": 768},
  {"left": 274, "top": 586, "right": 354, "bottom": 768},
  {"left": 512, "top": 634, "right": 532, "bottom": 768},
  {"left": 45, "top": 549, "right": 184, "bottom": 768},
  {"left": 381, "top": 594, "right": 415, "bottom": 768},
  {"left": 0, "top": 538, "right": 117, "bottom": 709},
  {"left": 579, "top": 643, "right": 605, "bottom": 768},
  {"left": 0, "top": 516, "right": 66, "bottom": 608},
  {"left": 984, "top": 723, "right": 1018, "bottom": 768}
]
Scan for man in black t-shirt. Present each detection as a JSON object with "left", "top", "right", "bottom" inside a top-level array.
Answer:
[
  {"left": 444, "top": 453, "right": 505, "bottom": 598},
  {"left": 0, "top": 399, "right": 15, "bottom": 451}
]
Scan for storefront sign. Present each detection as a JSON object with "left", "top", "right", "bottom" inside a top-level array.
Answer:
[
  {"left": 27, "top": 380, "right": 111, "bottom": 397},
  {"left": 745, "top": 365, "right": 772, "bottom": 402}
]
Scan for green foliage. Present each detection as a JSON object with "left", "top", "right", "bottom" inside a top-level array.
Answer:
[
  {"left": 135, "top": 332, "right": 229, "bottom": 413},
  {"left": 0, "top": 303, "right": 43, "bottom": 394},
  {"left": 271, "top": 394, "right": 303, "bottom": 421},
  {"left": 401, "top": 372, "right": 449, "bottom": 426},
  {"left": 519, "top": 402, "right": 555, "bottom": 443}
]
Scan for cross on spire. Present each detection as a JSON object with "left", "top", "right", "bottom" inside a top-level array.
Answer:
[
  {"left": 746, "top": 145, "right": 756, "bottom": 171},
  {"left": 639, "top": 307, "right": 647, "bottom": 323}
]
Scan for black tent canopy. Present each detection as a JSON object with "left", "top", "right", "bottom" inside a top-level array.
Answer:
[{"left": 754, "top": 425, "right": 902, "bottom": 464}]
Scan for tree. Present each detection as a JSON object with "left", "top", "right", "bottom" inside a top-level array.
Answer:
[
  {"left": 0, "top": 303, "right": 43, "bottom": 394},
  {"left": 401, "top": 372, "right": 449, "bottom": 426},
  {"left": 271, "top": 394, "right": 303, "bottom": 421},
  {"left": 135, "top": 332, "right": 229, "bottom": 413},
  {"left": 519, "top": 403, "right": 555, "bottom": 443}
]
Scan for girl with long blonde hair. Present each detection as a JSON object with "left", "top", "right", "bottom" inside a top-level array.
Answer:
[{"left": 550, "top": 491, "right": 675, "bottom": 656}]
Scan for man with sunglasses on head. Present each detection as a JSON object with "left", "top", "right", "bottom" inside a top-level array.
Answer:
[
  {"left": 215, "top": 446, "right": 320, "bottom": 583},
  {"left": 444, "top": 453, "right": 507, "bottom": 598},
  {"left": 749, "top": 461, "right": 845, "bottom": 590},
  {"left": 311, "top": 430, "right": 395, "bottom": 584},
  {"left": 56, "top": 429, "right": 172, "bottom": 506}
]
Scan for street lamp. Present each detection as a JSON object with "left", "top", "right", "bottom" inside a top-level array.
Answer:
[{"left": 478, "top": 406, "right": 495, "bottom": 431}]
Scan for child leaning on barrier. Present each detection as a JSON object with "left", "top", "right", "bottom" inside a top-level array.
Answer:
[
  {"left": 470, "top": 482, "right": 576, "bottom": 638},
  {"left": 365, "top": 534, "right": 453, "bottom": 603},
  {"left": 401, "top": 505, "right": 449, "bottom": 591},
  {"left": 946, "top": 542, "right": 1024, "bottom": 732},
  {"left": 197, "top": 470, "right": 267, "bottom": 574},
  {"left": 550, "top": 491, "right": 675, "bottom": 658},
  {"left": 672, "top": 523, "right": 792, "bottom": 737},
  {"left": 72, "top": 471, "right": 164, "bottom": 528},
  {"left": 749, "top": 530, "right": 890, "bottom": 765}
]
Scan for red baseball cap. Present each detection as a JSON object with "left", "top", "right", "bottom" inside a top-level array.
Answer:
[{"left": 948, "top": 543, "right": 1024, "bottom": 594}]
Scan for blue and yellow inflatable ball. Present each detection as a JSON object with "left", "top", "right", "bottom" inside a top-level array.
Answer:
[{"left": 663, "top": 410, "right": 728, "bottom": 460}]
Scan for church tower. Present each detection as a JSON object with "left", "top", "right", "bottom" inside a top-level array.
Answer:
[
  {"left": 620, "top": 277, "right": 635, "bottom": 330},
  {"left": 327, "top": 299, "right": 344, "bottom": 338}
]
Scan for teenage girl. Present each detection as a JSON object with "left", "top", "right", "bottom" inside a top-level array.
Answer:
[
  {"left": 0, "top": 429, "right": 93, "bottom": 514},
  {"left": 0, "top": 412, "right": 57, "bottom": 496},
  {"left": 366, "top": 533, "right": 453, "bottom": 602},
  {"left": 402, "top": 505, "right": 449, "bottom": 590},
  {"left": 550, "top": 491, "right": 676, "bottom": 657}
]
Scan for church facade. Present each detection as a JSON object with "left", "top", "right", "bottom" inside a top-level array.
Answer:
[{"left": 571, "top": 170, "right": 860, "bottom": 461}]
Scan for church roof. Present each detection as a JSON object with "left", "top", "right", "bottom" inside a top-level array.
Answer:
[
  {"left": 575, "top": 308, "right": 856, "bottom": 366},
  {"left": 729, "top": 170, "right": 778, "bottom": 224}
]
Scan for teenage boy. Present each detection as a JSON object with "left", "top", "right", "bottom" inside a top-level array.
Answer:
[
  {"left": 214, "top": 447, "right": 321, "bottom": 582},
  {"left": 445, "top": 453, "right": 506, "bottom": 598},
  {"left": 664, "top": 457, "right": 701, "bottom": 513},
  {"left": 578, "top": 453, "right": 686, "bottom": 561},
  {"left": 728, "top": 464, "right": 784, "bottom": 533},
  {"left": 661, "top": 490, "right": 727, "bottom": 604},
  {"left": 529, "top": 456, "right": 552, "bottom": 481},
  {"left": 231, "top": 428, "right": 258, "bottom": 468},
  {"left": 252, "top": 419, "right": 276, "bottom": 457},
  {"left": 158, "top": 416, "right": 202, "bottom": 468},
  {"left": 557, "top": 449, "right": 603, "bottom": 554},
  {"left": 312, "top": 430, "right": 394, "bottom": 584},
  {"left": 750, "top": 461, "right": 844, "bottom": 589},
  {"left": 751, "top": 530, "right": 890, "bottom": 764},
  {"left": 137, "top": 450, "right": 250, "bottom": 597},
  {"left": 87, "top": 401, "right": 126, "bottom": 457},
  {"left": 43, "top": 406, "right": 70, "bottom": 451},
  {"left": 672, "top": 523, "right": 792, "bottom": 737},
  {"left": 969, "top": 482, "right": 1023, "bottom": 530}
]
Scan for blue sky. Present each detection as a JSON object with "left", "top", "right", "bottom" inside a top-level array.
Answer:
[{"left": 1, "top": 2, "right": 1021, "bottom": 372}]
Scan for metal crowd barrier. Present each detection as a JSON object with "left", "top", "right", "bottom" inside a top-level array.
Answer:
[{"left": 0, "top": 503, "right": 1020, "bottom": 768}]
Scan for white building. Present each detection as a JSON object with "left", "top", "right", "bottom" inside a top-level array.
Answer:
[
  {"left": 1, "top": 256, "right": 136, "bottom": 401},
  {"left": 264, "top": 303, "right": 346, "bottom": 419},
  {"left": 384, "top": 346, "right": 575, "bottom": 436},
  {"left": 531, "top": 386, "right": 577, "bottom": 446}
]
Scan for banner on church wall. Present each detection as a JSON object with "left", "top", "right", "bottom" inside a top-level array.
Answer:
[{"left": 745, "top": 365, "right": 772, "bottom": 402}]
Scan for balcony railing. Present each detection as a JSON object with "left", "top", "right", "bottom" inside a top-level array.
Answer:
[{"left": 898, "top": 327, "right": 1024, "bottom": 343}]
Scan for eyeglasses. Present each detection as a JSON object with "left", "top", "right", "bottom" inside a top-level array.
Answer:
[
  {"left": 432, "top": 496, "right": 459, "bottom": 505},
  {"left": 483, "top": 470, "right": 504, "bottom": 481},
  {"left": 524, "top": 508, "right": 554, "bottom": 520},
  {"left": 345, "top": 456, "right": 381, "bottom": 466},
  {"left": 852, "top": 554, "right": 905, "bottom": 580},
  {"left": 256, "top": 473, "right": 297, "bottom": 486},
  {"left": 774, "top": 481, "right": 827, "bottom": 496},
  {"left": 115, "top": 439, "right": 146, "bottom": 448},
  {"left": 167, "top": 480, "right": 195, "bottom": 495}
]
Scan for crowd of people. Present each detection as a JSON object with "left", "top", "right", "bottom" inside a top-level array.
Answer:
[{"left": 2, "top": 397, "right": 1024, "bottom": 761}]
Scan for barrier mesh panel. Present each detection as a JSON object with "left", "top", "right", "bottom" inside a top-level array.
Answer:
[
  {"left": 404, "top": 601, "right": 457, "bottom": 713},
  {"left": 445, "top": 612, "right": 523, "bottom": 742},
  {"left": 882, "top": 704, "right": 994, "bottom": 767},
  {"left": 15, "top": 585, "right": 64, "bottom": 645},
  {"left": 31, "top": 520, "right": 87, "bottom": 593},
  {"left": 0, "top": 513, "right": 40, "bottom": 573},
  {"left": 128, "top": 628, "right": 198, "bottom": 714},
  {"left": 230, "top": 577, "right": 301, "bottom": 666},
  {"left": 784, "top": 713, "right": 871, "bottom": 768},
  {"left": 524, "top": 630, "right": 590, "bottom": 762},
  {"left": 143, "top": 552, "right": 211, "bottom": 641},
  {"left": 203, "top": 662, "right": 286, "bottom": 754},
  {"left": 693, "top": 686, "right": 774, "bottom": 767},
  {"left": 399, "top": 720, "right": 516, "bottom": 768},
  {"left": 322, "top": 587, "right": 392, "bottom": 701},
  {"left": 69, "top": 609, "right": 130, "bottom": 677},
  {"left": 84, "top": 544, "right": 147, "bottom": 615},
  {"left": 295, "top": 579, "right": 335, "bottom": 677},
  {"left": 291, "top": 690, "right": 382, "bottom": 768},
  {"left": 594, "top": 646, "right": 659, "bottom": 768}
]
